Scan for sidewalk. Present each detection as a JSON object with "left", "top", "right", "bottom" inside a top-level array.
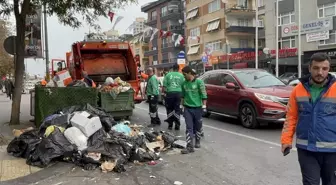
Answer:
[{"left": 0, "top": 93, "right": 42, "bottom": 182}]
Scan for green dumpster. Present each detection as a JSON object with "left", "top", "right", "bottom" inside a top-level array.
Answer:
[
  {"left": 100, "top": 89, "right": 134, "bottom": 119},
  {"left": 34, "top": 86, "right": 98, "bottom": 127}
]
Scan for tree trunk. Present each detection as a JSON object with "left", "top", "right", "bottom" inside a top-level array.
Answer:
[{"left": 10, "top": 17, "right": 26, "bottom": 125}]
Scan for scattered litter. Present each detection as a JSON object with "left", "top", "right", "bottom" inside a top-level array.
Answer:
[
  {"left": 7, "top": 104, "right": 179, "bottom": 173},
  {"left": 150, "top": 175, "right": 156, "bottom": 178},
  {"left": 115, "top": 178, "right": 120, "bottom": 180},
  {"left": 174, "top": 181, "right": 183, "bottom": 185},
  {"left": 173, "top": 140, "right": 186, "bottom": 149}
]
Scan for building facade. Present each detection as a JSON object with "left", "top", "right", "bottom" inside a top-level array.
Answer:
[
  {"left": 130, "top": 33, "right": 150, "bottom": 70},
  {"left": 132, "top": 17, "right": 147, "bottom": 35},
  {"left": 263, "top": 0, "right": 336, "bottom": 75},
  {"left": 141, "top": 0, "right": 185, "bottom": 75},
  {"left": 185, "top": 0, "right": 263, "bottom": 72}
]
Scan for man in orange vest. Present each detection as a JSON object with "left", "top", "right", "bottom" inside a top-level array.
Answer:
[
  {"left": 81, "top": 71, "right": 96, "bottom": 87},
  {"left": 41, "top": 79, "right": 47, "bottom": 86}
]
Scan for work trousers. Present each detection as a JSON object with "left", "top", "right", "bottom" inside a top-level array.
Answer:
[
  {"left": 298, "top": 148, "right": 336, "bottom": 185},
  {"left": 184, "top": 107, "right": 202, "bottom": 147},
  {"left": 165, "top": 92, "right": 182, "bottom": 127},
  {"left": 148, "top": 95, "right": 161, "bottom": 125}
]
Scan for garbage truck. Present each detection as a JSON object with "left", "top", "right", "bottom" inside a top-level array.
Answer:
[{"left": 66, "top": 40, "right": 144, "bottom": 104}]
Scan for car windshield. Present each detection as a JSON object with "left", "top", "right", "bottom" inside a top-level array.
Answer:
[
  {"left": 235, "top": 71, "right": 286, "bottom": 88},
  {"left": 279, "top": 72, "right": 295, "bottom": 78}
]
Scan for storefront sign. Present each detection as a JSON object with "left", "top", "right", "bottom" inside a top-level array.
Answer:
[
  {"left": 281, "top": 17, "right": 333, "bottom": 37},
  {"left": 219, "top": 48, "right": 298, "bottom": 62},
  {"left": 209, "top": 56, "right": 218, "bottom": 64},
  {"left": 306, "top": 31, "right": 329, "bottom": 42}
]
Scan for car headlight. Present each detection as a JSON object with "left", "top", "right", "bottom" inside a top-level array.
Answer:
[{"left": 254, "top": 93, "right": 279, "bottom": 102}]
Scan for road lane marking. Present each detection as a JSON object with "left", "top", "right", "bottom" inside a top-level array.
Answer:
[{"left": 135, "top": 106, "right": 297, "bottom": 151}]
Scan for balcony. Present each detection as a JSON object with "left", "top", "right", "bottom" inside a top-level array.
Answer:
[
  {"left": 145, "top": 18, "right": 157, "bottom": 26},
  {"left": 225, "top": 5, "right": 256, "bottom": 17},
  {"left": 160, "top": 9, "right": 183, "bottom": 22},
  {"left": 230, "top": 48, "right": 255, "bottom": 53},
  {"left": 144, "top": 48, "right": 158, "bottom": 56},
  {"left": 161, "top": 42, "right": 183, "bottom": 53},
  {"left": 226, "top": 26, "right": 260, "bottom": 36}
]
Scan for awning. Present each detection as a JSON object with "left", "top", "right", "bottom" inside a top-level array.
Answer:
[
  {"left": 206, "top": 19, "right": 220, "bottom": 32},
  {"left": 186, "top": 8, "right": 198, "bottom": 19},
  {"left": 187, "top": 45, "right": 200, "bottom": 55}
]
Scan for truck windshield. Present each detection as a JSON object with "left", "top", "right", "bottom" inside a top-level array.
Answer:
[{"left": 235, "top": 71, "right": 285, "bottom": 88}]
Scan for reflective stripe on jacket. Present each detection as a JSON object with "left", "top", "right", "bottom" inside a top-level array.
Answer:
[{"left": 281, "top": 74, "right": 336, "bottom": 152}]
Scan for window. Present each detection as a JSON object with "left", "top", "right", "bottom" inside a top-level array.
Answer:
[
  {"left": 161, "top": 6, "right": 168, "bottom": 17},
  {"left": 257, "top": 0, "right": 264, "bottom": 7},
  {"left": 235, "top": 71, "right": 285, "bottom": 88},
  {"left": 151, "top": 11, "right": 157, "bottom": 20},
  {"left": 318, "top": 3, "right": 336, "bottom": 18},
  {"left": 319, "top": 30, "right": 336, "bottom": 45},
  {"left": 278, "top": 36, "right": 295, "bottom": 49},
  {"left": 278, "top": 12, "right": 295, "bottom": 26},
  {"left": 186, "top": 8, "right": 199, "bottom": 19},
  {"left": 258, "top": 19, "right": 264, "bottom": 27},
  {"left": 218, "top": 74, "right": 238, "bottom": 86},
  {"left": 162, "top": 38, "right": 168, "bottom": 48},
  {"left": 238, "top": 19, "right": 249, "bottom": 27},
  {"left": 208, "top": 0, "right": 220, "bottom": 13},
  {"left": 204, "top": 74, "right": 221, "bottom": 85},
  {"left": 187, "top": 45, "right": 200, "bottom": 55},
  {"left": 190, "top": 27, "right": 200, "bottom": 37},
  {"left": 239, "top": 39, "right": 248, "bottom": 48},
  {"left": 135, "top": 48, "right": 140, "bottom": 55},
  {"left": 237, "top": 0, "right": 247, "bottom": 7},
  {"left": 205, "top": 40, "right": 221, "bottom": 52},
  {"left": 206, "top": 19, "right": 220, "bottom": 32}
]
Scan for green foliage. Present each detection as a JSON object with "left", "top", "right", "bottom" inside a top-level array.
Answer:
[{"left": 0, "top": 19, "right": 14, "bottom": 77}]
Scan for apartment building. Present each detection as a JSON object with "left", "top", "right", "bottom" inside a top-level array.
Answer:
[
  {"left": 132, "top": 17, "right": 147, "bottom": 35},
  {"left": 263, "top": 0, "right": 336, "bottom": 74},
  {"left": 130, "top": 33, "right": 150, "bottom": 70},
  {"left": 141, "top": 0, "right": 186, "bottom": 75},
  {"left": 186, "top": 0, "right": 265, "bottom": 71}
]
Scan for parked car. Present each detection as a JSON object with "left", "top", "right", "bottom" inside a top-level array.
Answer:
[
  {"left": 279, "top": 72, "right": 298, "bottom": 84},
  {"left": 199, "top": 69, "right": 293, "bottom": 129},
  {"left": 288, "top": 72, "right": 336, "bottom": 86}
]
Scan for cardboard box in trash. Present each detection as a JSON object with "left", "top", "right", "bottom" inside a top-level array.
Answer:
[
  {"left": 70, "top": 111, "right": 102, "bottom": 137},
  {"left": 54, "top": 70, "right": 73, "bottom": 87}
]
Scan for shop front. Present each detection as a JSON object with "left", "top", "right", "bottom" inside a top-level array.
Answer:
[{"left": 304, "top": 48, "right": 336, "bottom": 72}]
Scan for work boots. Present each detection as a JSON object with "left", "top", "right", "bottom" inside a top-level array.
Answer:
[
  {"left": 181, "top": 138, "right": 194, "bottom": 154},
  {"left": 174, "top": 121, "right": 180, "bottom": 130},
  {"left": 195, "top": 131, "right": 201, "bottom": 148}
]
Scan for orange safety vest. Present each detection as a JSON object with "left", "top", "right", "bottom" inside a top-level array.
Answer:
[{"left": 81, "top": 78, "right": 96, "bottom": 88}]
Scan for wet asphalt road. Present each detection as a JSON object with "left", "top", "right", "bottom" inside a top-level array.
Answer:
[{"left": 15, "top": 102, "right": 302, "bottom": 185}]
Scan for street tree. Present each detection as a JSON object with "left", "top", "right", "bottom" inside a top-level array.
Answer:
[
  {"left": 0, "top": 19, "right": 14, "bottom": 77},
  {"left": 0, "top": 0, "right": 136, "bottom": 125}
]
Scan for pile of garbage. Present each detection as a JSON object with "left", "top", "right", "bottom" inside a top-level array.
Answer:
[
  {"left": 7, "top": 104, "right": 178, "bottom": 173},
  {"left": 99, "top": 77, "right": 131, "bottom": 94}
]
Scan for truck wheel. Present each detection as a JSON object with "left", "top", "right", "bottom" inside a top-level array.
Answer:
[{"left": 239, "top": 103, "right": 259, "bottom": 129}]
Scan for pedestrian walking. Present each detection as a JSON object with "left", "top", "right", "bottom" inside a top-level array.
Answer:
[
  {"left": 281, "top": 52, "right": 336, "bottom": 185},
  {"left": 180, "top": 66, "right": 207, "bottom": 154},
  {"left": 145, "top": 68, "right": 161, "bottom": 126},
  {"left": 162, "top": 63, "right": 184, "bottom": 130},
  {"left": 5, "top": 79, "right": 14, "bottom": 100}
]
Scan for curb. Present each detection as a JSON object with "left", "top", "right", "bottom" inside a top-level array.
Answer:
[{"left": 1, "top": 162, "right": 74, "bottom": 185}]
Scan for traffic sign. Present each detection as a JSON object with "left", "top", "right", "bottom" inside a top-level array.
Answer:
[{"left": 177, "top": 51, "right": 185, "bottom": 64}]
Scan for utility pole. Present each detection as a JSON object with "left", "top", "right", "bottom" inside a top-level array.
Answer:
[
  {"left": 43, "top": 4, "right": 50, "bottom": 81},
  {"left": 298, "top": 0, "right": 301, "bottom": 78},
  {"left": 255, "top": 0, "right": 258, "bottom": 69}
]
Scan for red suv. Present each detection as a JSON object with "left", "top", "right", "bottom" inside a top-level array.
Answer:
[{"left": 199, "top": 69, "right": 293, "bottom": 129}]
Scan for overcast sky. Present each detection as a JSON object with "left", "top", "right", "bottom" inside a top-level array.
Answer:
[{"left": 22, "top": 0, "right": 153, "bottom": 76}]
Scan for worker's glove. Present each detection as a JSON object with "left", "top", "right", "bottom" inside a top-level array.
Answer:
[{"left": 202, "top": 105, "right": 207, "bottom": 113}]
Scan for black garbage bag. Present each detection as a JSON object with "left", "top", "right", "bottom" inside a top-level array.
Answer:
[
  {"left": 145, "top": 131, "right": 160, "bottom": 142},
  {"left": 67, "top": 80, "right": 88, "bottom": 87},
  {"left": 71, "top": 152, "right": 101, "bottom": 171},
  {"left": 7, "top": 129, "right": 41, "bottom": 158},
  {"left": 87, "top": 129, "right": 107, "bottom": 149},
  {"left": 39, "top": 114, "right": 71, "bottom": 135},
  {"left": 26, "top": 128, "right": 76, "bottom": 168},
  {"left": 130, "top": 147, "right": 159, "bottom": 162},
  {"left": 161, "top": 131, "right": 177, "bottom": 147}
]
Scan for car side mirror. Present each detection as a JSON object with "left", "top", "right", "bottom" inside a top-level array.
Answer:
[{"left": 225, "top": 82, "right": 238, "bottom": 89}]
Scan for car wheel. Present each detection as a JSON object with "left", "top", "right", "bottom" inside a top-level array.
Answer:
[{"left": 239, "top": 103, "right": 259, "bottom": 129}]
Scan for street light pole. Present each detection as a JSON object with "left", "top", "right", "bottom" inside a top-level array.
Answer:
[
  {"left": 275, "top": 0, "right": 279, "bottom": 77},
  {"left": 255, "top": 0, "right": 258, "bottom": 69},
  {"left": 298, "top": 0, "right": 301, "bottom": 78},
  {"left": 43, "top": 4, "right": 50, "bottom": 81}
]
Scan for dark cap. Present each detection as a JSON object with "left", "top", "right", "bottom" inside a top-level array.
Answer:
[
  {"left": 172, "top": 63, "right": 179, "bottom": 70},
  {"left": 182, "top": 66, "right": 197, "bottom": 75}
]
